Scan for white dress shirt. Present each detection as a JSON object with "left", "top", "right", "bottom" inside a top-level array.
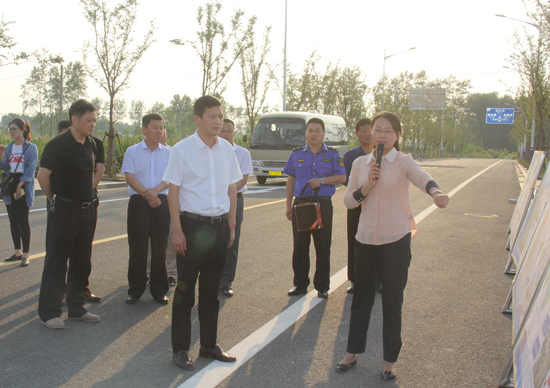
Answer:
[
  {"left": 163, "top": 132, "right": 242, "bottom": 216},
  {"left": 121, "top": 140, "right": 171, "bottom": 195},
  {"left": 233, "top": 143, "right": 253, "bottom": 193}
]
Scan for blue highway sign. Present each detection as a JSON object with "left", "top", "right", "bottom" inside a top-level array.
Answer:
[{"left": 486, "top": 108, "right": 514, "bottom": 124}]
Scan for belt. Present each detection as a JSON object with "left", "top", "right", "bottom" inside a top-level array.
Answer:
[
  {"left": 180, "top": 211, "right": 228, "bottom": 225},
  {"left": 55, "top": 195, "right": 97, "bottom": 209},
  {"left": 237, "top": 192, "right": 243, "bottom": 198},
  {"left": 131, "top": 194, "right": 167, "bottom": 199},
  {"left": 296, "top": 196, "right": 331, "bottom": 203}
]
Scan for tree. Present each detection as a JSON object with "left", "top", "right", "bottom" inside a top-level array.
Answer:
[
  {"left": 239, "top": 25, "right": 272, "bottom": 138},
  {"left": 81, "top": 0, "right": 156, "bottom": 177},
  {"left": 171, "top": 1, "right": 256, "bottom": 96},
  {"left": 129, "top": 99, "right": 146, "bottom": 133},
  {"left": 164, "top": 94, "right": 195, "bottom": 139}
]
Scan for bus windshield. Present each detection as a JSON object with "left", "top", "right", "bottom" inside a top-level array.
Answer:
[{"left": 251, "top": 118, "right": 305, "bottom": 150}]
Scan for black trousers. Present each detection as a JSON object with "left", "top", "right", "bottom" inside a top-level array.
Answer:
[
  {"left": 38, "top": 200, "right": 97, "bottom": 321},
  {"left": 346, "top": 207, "right": 361, "bottom": 282},
  {"left": 291, "top": 198, "right": 333, "bottom": 292},
  {"left": 172, "top": 215, "right": 229, "bottom": 353},
  {"left": 127, "top": 195, "right": 169, "bottom": 298},
  {"left": 220, "top": 193, "right": 244, "bottom": 288},
  {"left": 347, "top": 233, "right": 411, "bottom": 363},
  {"left": 6, "top": 195, "right": 31, "bottom": 252}
]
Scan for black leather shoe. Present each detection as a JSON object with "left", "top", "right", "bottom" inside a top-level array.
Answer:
[
  {"left": 83, "top": 290, "right": 102, "bottom": 303},
  {"left": 346, "top": 283, "right": 355, "bottom": 293},
  {"left": 336, "top": 358, "right": 357, "bottom": 373},
  {"left": 199, "top": 344, "right": 236, "bottom": 362},
  {"left": 381, "top": 370, "right": 396, "bottom": 380},
  {"left": 5, "top": 254, "right": 22, "bottom": 262},
  {"left": 153, "top": 295, "right": 169, "bottom": 305},
  {"left": 317, "top": 291, "right": 329, "bottom": 299},
  {"left": 222, "top": 287, "right": 233, "bottom": 298},
  {"left": 126, "top": 295, "right": 140, "bottom": 304},
  {"left": 173, "top": 350, "right": 194, "bottom": 370},
  {"left": 288, "top": 286, "right": 307, "bottom": 296}
]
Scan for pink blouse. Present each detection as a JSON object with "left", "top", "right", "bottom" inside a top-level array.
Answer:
[{"left": 344, "top": 148, "right": 434, "bottom": 245}]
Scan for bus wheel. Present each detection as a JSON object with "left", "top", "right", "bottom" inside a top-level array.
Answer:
[{"left": 256, "top": 176, "right": 267, "bottom": 184}]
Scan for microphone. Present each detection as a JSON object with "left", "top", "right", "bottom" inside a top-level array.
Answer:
[{"left": 373, "top": 143, "right": 384, "bottom": 181}]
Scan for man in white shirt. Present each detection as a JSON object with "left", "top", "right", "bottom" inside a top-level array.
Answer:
[
  {"left": 163, "top": 95, "right": 242, "bottom": 370},
  {"left": 121, "top": 113, "right": 171, "bottom": 305},
  {"left": 218, "top": 118, "right": 252, "bottom": 297}
]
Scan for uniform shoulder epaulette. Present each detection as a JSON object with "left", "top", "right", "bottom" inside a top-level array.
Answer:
[
  {"left": 293, "top": 146, "right": 304, "bottom": 152},
  {"left": 328, "top": 146, "right": 339, "bottom": 152}
]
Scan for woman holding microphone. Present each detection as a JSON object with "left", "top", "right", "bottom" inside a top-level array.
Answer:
[
  {"left": 336, "top": 111, "right": 449, "bottom": 380},
  {"left": 0, "top": 118, "right": 38, "bottom": 267}
]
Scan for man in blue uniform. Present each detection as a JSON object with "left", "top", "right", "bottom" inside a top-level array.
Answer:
[
  {"left": 284, "top": 117, "right": 346, "bottom": 298},
  {"left": 342, "top": 118, "right": 373, "bottom": 293}
]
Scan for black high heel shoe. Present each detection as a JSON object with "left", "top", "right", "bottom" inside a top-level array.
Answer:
[{"left": 336, "top": 358, "right": 357, "bottom": 373}]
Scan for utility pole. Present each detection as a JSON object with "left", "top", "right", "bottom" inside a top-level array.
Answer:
[{"left": 59, "top": 64, "right": 64, "bottom": 123}]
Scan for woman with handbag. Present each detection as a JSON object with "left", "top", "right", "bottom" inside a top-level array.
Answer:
[
  {"left": 0, "top": 118, "right": 38, "bottom": 267},
  {"left": 336, "top": 111, "right": 449, "bottom": 380}
]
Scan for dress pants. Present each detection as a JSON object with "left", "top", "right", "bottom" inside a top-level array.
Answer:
[
  {"left": 347, "top": 233, "right": 411, "bottom": 363},
  {"left": 220, "top": 193, "right": 244, "bottom": 288},
  {"left": 291, "top": 197, "right": 333, "bottom": 292},
  {"left": 147, "top": 226, "right": 177, "bottom": 278},
  {"left": 172, "top": 215, "right": 229, "bottom": 354},
  {"left": 38, "top": 200, "right": 97, "bottom": 321},
  {"left": 127, "top": 195, "right": 169, "bottom": 298},
  {"left": 346, "top": 207, "right": 361, "bottom": 282},
  {"left": 6, "top": 194, "right": 31, "bottom": 252}
]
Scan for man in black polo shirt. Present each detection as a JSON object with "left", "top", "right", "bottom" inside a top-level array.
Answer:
[{"left": 37, "top": 99, "right": 103, "bottom": 330}]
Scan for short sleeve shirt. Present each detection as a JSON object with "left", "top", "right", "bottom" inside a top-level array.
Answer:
[
  {"left": 163, "top": 132, "right": 242, "bottom": 216},
  {"left": 121, "top": 140, "right": 171, "bottom": 195},
  {"left": 283, "top": 143, "right": 346, "bottom": 197},
  {"left": 40, "top": 130, "right": 104, "bottom": 202},
  {"left": 233, "top": 144, "right": 253, "bottom": 193},
  {"left": 9, "top": 144, "right": 25, "bottom": 173}
]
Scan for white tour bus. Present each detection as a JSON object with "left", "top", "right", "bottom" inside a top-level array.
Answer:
[{"left": 250, "top": 111, "right": 348, "bottom": 184}]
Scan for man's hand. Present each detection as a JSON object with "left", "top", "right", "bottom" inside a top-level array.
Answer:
[
  {"left": 307, "top": 178, "right": 321, "bottom": 189},
  {"left": 228, "top": 225, "right": 235, "bottom": 248},
  {"left": 148, "top": 196, "right": 161, "bottom": 208},
  {"left": 143, "top": 187, "right": 159, "bottom": 202},
  {"left": 172, "top": 229, "right": 186, "bottom": 256},
  {"left": 286, "top": 206, "right": 293, "bottom": 221}
]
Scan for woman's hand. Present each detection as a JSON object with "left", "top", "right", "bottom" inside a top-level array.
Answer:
[
  {"left": 15, "top": 182, "right": 24, "bottom": 200},
  {"left": 367, "top": 165, "right": 380, "bottom": 186},
  {"left": 432, "top": 192, "right": 449, "bottom": 208}
]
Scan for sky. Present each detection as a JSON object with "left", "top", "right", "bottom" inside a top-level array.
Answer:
[{"left": 0, "top": 0, "right": 535, "bottom": 119}]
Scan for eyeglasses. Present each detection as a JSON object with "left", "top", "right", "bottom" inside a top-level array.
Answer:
[
  {"left": 372, "top": 129, "right": 395, "bottom": 136},
  {"left": 7, "top": 127, "right": 19, "bottom": 132}
]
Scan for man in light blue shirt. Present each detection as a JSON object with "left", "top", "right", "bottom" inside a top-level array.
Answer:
[{"left": 121, "top": 113, "right": 171, "bottom": 305}]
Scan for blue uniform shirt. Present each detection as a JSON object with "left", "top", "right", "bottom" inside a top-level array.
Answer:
[
  {"left": 283, "top": 143, "right": 346, "bottom": 197},
  {"left": 343, "top": 145, "right": 368, "bottom": 186}
]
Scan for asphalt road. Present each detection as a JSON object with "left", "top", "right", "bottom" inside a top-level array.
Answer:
[{"left": 0, "top": 158, "right": 518, "bottom": 388}]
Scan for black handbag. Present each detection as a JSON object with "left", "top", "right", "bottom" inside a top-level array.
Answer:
[
  {"left": 0, "top": 143, "right": 29, "bottom": 196},
  {"left": 293, "top": 185, "right": 323, "bottom": 232}
]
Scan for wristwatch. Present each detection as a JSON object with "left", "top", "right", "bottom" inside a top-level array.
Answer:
[{"left": 320, "top": 178, "right": 325, "bottom": 186}]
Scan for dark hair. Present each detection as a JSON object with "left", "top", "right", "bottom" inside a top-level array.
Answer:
[
  {"left": 306, "top": 117, "right": 325, "bottom": 132},
  {"left": 355, "top": 118, "right": 372, "bottom": 132},
  {"left": 142, "top": 113, "right": 164, "bottom": 128},
  {"left": 223, "top": 118, "right": 235, "bottom": 127},
  {"left": 57, "top": 120, "right": 71, "bottom": 133},
  {"left": 371, "top": 111, "right": 401, "bottom": 151},
  {"left": 9, "top": 118, "right": 32, "bottom": 141},
  {"left": 69, "top": 99, "right": 97, "bottom": 122},
  {"left": 194, "top": 95, "right": 223, "bottom": 118}
]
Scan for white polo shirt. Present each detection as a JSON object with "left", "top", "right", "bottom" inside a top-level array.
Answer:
[
  {"left": 121, "top": 140, "right": 171, "bottom": 196},
  {"left": 163, "top": 132, "right": 242, "bottom": 216},
  {"left": 233, "top": 144, "right": 253, "bottom": 193}
]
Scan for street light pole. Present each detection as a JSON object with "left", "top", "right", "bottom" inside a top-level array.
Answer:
[
  {"left": 382, "top": 47, "right": 416, "bottom": 111},
  {"left": 498, "top": 14, "right": 541, "bottom": 159},
  {"left": 283, "top": 0, "right": 288, "bottom": 111}
]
